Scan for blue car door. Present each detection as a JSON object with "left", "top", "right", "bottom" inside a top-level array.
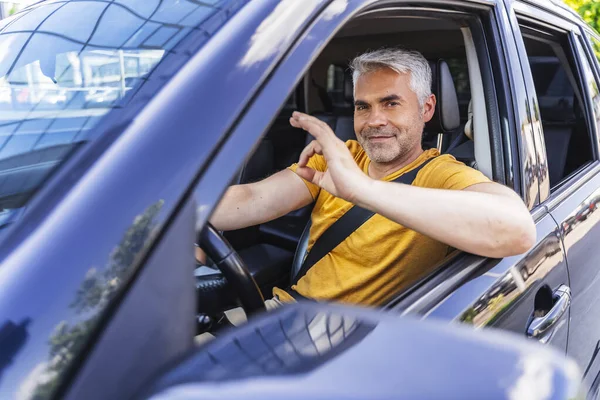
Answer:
[{"left": 509, "top": 0, "right": 600, "bottom": 395}]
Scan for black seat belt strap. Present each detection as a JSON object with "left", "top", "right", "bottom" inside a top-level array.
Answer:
[{"left": 290, "top": 157, "right": 436, "bottom": 286}]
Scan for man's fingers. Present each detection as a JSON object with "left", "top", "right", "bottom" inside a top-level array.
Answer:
[
  {"left": 290, "top": 115, "right": 324, "bottom": 138},
  {"left": 296, "top": 166, "right": 325, "bottom": 187},
  {"left": 290, "top": 111, "right": 337, "bottom": 139},
  {"left": 291, "top": 112, "right": 341, "bottom": 149},
  {"left": 298, "top": 141, "right": 322, "bottom": 167},
  {"left": 296, "top": 166, "right": 316, "bottom": 183},
  {"left": 289, "top": 116, "right": 303, "bottom": 129},
  {"left": 291, "top": 111, "right": 351, "bottom": 168}
]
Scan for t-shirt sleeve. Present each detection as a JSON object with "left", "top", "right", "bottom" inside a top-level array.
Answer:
[
  {"left": 417, "top": 155, "right": 491, "bottom": 190},
  {"left": 288, "top": 153, "right": 327, "bottom": 200}
]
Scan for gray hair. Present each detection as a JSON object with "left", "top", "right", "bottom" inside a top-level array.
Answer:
[{"left": 350, "top": 48, "right": 432, "bottom": 107}]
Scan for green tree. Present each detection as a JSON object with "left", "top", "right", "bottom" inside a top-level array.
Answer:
[{"left": 565, "top": 0, "right": 600, "bottom": 33}]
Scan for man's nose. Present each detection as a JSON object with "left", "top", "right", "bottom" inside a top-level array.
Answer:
[{"left": 367, "top": 107, "right": 387, "bottom": 127}]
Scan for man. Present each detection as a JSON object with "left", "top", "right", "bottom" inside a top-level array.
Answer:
[{"left": 201, "top": 48, "right": 535, "bottom": 307}]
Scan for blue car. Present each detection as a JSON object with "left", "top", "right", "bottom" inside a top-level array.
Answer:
[{"left": 0, "top": 0, "right": 598, "bottom": 398}]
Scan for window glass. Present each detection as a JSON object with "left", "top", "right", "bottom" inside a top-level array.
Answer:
[
  {"left": 579, "top": 36, "right": 600, "bottom": 135},
  {"left": 587, "top": 34, "right": 600, "bottom": 62},
  {"left": 519, "top": 26, "right": 595, "bottom": 190},
  {"left": 40, "top": 2, "right": 105, "bottom": 42},
  {"left": 0, "top": 0, "right": 246, "bottom": 230}
]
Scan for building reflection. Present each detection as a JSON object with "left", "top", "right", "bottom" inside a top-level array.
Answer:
[
  {"left": 561, "top": 191, "right": 600, "bottom": 236},
  {"left": 461, "top": 229, "right": 563, "bottom": 329},
  {"left": 0, "top": 0, "right": 234, "bottom": 230}
]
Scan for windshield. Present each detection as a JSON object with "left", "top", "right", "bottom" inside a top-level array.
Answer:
[{"left": 0, "top": 0, "right": 237, "bottom": 228}]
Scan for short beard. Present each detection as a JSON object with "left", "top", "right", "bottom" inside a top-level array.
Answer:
[{"left": 358, "top": 126, "right": 416, "bottom": 164}]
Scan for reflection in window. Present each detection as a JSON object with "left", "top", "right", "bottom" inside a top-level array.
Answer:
[
  {"left": 0, "top": 0, "right": 243, "bottom": 229},
  {"left": 583, "top": 36, "right": 600, "bottom": 134}
]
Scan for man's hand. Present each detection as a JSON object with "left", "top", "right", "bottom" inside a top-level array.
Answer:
[
  {"left": 290, "top": 111, "right": 371, "bottom": 203},
  {"left": 195, "top": 246, "right": 207, "bottom": 264}
]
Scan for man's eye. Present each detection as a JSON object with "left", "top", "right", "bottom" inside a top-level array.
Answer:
[
  {"left": 386, "top": 101, "right": 399, "bottom": 107},
  {"left": 355, "top": 105, "right": 367, "bottom": 111}
]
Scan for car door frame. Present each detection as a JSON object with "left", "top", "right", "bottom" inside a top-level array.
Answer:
[{"left": 189, "top": 0, "right": 534, "bottom": 306}]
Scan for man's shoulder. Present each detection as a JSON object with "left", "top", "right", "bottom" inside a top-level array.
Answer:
[
  {"left": 416, "top": 153, "right": 489, "bottom": 189},
  {"left": 424, "top": 153, "right": 472, "bottom": 171}
]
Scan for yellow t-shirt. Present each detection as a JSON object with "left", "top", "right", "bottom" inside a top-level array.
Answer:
[{"left": 272, "top": 140, "right": 490, "bottom": 306}]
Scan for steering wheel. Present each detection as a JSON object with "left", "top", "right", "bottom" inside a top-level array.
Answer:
[{"left": 197, "top": 223, "right": 265, "bottom": 316}]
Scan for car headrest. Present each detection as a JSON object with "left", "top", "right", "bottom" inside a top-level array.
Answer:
[{"left": 426, "top": 59, "right": 460, "bottom": 133}]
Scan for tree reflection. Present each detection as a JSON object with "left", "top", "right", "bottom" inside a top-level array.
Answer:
[{"left": 32, "top": 200, "right": 163, "bottom": 399}]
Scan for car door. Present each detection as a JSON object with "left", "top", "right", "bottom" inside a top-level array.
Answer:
[
  {"left": 511, "top": 1, "right": 600, "bottom": 395},
  {"left": 526, "top": 15, "right": 600, "bottom": 398},
  {"left": 388, "top": 0, "right": 571, "bottom": 355}
]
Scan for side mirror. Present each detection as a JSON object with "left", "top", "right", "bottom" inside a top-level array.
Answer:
[{"left": 140, "top": 303, "right": 585, "bottom": 400}]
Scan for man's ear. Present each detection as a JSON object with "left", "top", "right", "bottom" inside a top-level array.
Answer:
[{"left": 422, "top": 94, "right": 436, "bottom": 123}]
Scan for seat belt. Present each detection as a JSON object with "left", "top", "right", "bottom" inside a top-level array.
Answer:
[{"left": 290, "top": 157, "right": 436, "bottom": 287}]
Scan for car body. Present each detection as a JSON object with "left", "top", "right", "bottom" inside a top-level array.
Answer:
[
  {"left": 144, "top": 302, "right": 584, "bottom": 400},
  {"left": 0, "top": 0, "right": 600, "bottom": 399}
]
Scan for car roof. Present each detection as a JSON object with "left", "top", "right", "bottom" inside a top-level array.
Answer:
[{"left": 516, "top": 0, "right": 588, "bottom": 26}]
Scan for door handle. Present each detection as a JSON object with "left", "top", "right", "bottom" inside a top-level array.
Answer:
[{"left": 527, "top": 285, "right": 571, "bottom": 343}]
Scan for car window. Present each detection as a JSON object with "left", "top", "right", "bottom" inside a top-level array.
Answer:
[
  {"left": 582, "top": 33, "right": 600, "bottom": 136},
  {"left": 586, "top": 33, "right": 600, "bottom": 63},
  {"left": 211, "top": 4, "right": 510, "bottom": 312},
  {"left": 574, "top": 37, "right": 600, "bottom": 147},
  {"left": 0, "top": 0, "right": 244, "bottom": 230},
  {"left": 518, "top": 23, "right": 596, "bottom": 190}
]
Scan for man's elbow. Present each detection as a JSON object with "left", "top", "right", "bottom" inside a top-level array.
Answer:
[
  {"left": 512, "top": 218, "right": 537, "bottom": 255},
  {"left": 489, "top": 214, "right": 536, "bottom": 258}
]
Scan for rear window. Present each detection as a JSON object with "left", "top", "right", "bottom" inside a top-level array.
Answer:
[{"left": 0, "top": 0, "right": 245, "bottom": 228}]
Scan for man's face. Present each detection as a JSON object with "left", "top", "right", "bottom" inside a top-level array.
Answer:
[{"left": 353, "top": 67, "right": 435, "bottom": 164}]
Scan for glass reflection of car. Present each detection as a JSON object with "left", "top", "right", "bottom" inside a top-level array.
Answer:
[
  {"left": 474, "top": 229, "right": 561, "bottom": 316},
  {"left": 575, "top": 200, "right": 596, "bottom": 222},
  {"left": 518, "top": 230, "right": 562, "bottom": 280},
  {"left": 563, "top": 198, "right": 598, "bottom": 233}
]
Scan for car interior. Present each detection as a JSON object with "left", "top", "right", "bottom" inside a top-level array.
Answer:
[
  {"left": 194, "top": 9, "right": 500, "bottom": 334},
  {"left": 196, "top": 10, "right": 493, "bottom": 336},
  {"left": 520, "top": 25, "right": 595, "bottom": 191}
]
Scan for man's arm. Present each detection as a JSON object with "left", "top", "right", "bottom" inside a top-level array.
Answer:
[
  {"left": 354, "top": 179, "right": 535, "bottom": 258},
  {"left": 289, "top": 111, "right": 536, "bottom": 258},
  {"left": 209, "top": 169, "right": 314, "bottom": 231}
]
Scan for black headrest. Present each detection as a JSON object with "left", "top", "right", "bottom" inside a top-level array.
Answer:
[{"left": 426, "top": 59, "right": 460, "bottom": 133}]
